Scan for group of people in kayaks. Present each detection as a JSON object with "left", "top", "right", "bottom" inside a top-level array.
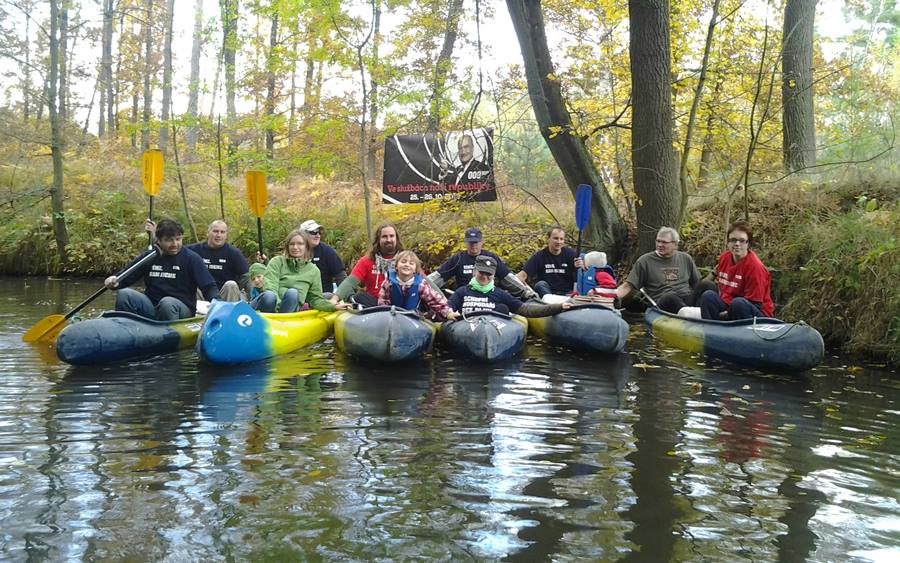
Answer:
[{"left": 103, "top": 216, "right": 774, "bottom": 324}]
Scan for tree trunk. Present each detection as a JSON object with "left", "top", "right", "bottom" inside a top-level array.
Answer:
[
  {"left": 628, "top": 0, "right": 680, "bottom": 254},
  {"left": 426, "top": 0, "right": 464, "bottom": 134},
  {"left": 367, "top": 0, "right": 381, "bottom": 181},
  {"left": 302, "top": 39, "right": 315, "bottom": 125},
  {"left": 58, "top": 3, "right": 68, "bottom": 124},
  {"left": 159, "top": 0, "right": 175, "bottom": 153},
  {"left": 48, "top": 0, "right": 70, "bottom": 268},
  {"left": 782, "top": 0, "right": 816, "bottom": 172},
  {"left": 265, "top": 11, "right": 278, "bottom": 160},
  {"left": 24, "top": 11, "right": 32, "bottom": 122},
  {"left": 506, "top": 0, "right": 628, "bottom": 261},
  {"left": 221, "top": 0, "right": 239, "bottom": 171},
  {"left": 99, "top": 0, "right": 115, "bottom": 137},
  {"left": 186, "top": 0, "right": 204, "bottom": 149},
  {"left": 141, "top": 0, "right": 154, "bottom": 151},
  {"left": 289, "top": 33, "right": 298, "bottom": 140}
]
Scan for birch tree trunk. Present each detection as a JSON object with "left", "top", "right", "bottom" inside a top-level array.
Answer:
[
  {"left": 186, "top": 0, "right": 203, "bottom": 149},
  {"left": 141, "top": 0, "right": 154, "bottom": 151},
  {"left": 159, "top": 0, "right": 175, "bottom": 153}
]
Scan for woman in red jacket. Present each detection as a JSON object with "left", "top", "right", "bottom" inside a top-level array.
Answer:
[{"left": 700, "top": 220, "right": 775, "bottom": 320}]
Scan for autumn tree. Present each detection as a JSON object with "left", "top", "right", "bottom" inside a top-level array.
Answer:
[{"left": 48, "top": 0, "right": 70, "bottom": 266}]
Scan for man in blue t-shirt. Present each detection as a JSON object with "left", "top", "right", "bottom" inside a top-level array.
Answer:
[
  {"left": 428, "top": 227, "right": 537, "bottom": 299},
  {"left": 186, "top": 220, "right": 249, "bottom": 301},
  {"left": 106, "top": 219, "right": 217, "bottom": 320},
  {"left": 299, "top": 219, "right": 346, "bottom": 294},
  {"left": 517, "top": 227, "right": 584, "bottom": 297}
]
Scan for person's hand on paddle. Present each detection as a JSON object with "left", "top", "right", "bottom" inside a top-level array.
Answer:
[
  {"left": 104, "top": 275, "right": 119, "bottom": 289},
  {"left": 255, "top": 251, "right": 267, "bottom": 264},
  {"left": 574, "top": 256, "right": 584, "bottom": 270}
]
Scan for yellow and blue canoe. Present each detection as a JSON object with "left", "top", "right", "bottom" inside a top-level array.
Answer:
[
  {"left": 440, "top": 310, "right": 529, "bottom": 362},
  {"left": 198, "top": 300, "right": 336, "bottom": 365},
  {"left": 56, "top": 311, "right": 204, "bottom": 365},
  {"left": 334, "top": 305, "right": 438, "bottom": 362},
  {"left": 644, "top": 307, "right": 824, "bottom": 372},
  {"left": 529, "top": 304, "right": 629, "bottom": 353}
]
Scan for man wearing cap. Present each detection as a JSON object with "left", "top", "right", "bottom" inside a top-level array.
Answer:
[
  {"left": 516, "top": 227, "right": 583, "bottom": 297},
  {"left": 299, "top": 219, "right": 347, "bottom": 294},
  {"left": 448, "top": 255, "right": 572, "bottom": 317},
  {"left": 427, "top": 227, "right": 538, "bottom": 299}
]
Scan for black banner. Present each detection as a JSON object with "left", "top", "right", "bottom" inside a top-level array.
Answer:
[{"left": 382, "top": 128, "right": 496, "bottom": 204}]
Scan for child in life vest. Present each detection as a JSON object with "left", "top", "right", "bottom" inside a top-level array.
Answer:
[
  {"left": 377, "top": 250, "right": 459, "bottom": 321},
  {"left": 575, "top": 251, "right": 618, "bottom": 303}
]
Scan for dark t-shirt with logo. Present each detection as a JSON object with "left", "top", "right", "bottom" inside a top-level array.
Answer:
[
  {"left": 522, "top": 247, "right": 579, "bottom": 294},
  {"left": 186, "top": 242, "right": 249, "bottom": 290},
  {"left": 437, "top": 250, "right": 510, "bottom": 288}
]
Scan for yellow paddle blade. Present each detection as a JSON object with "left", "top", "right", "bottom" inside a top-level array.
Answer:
[
  {"left": 141, "top": 149, "right": 164, "bottom": 196},
  {"left": 246, "top": 170, "right": 268, "bottom": 217},
  {"left": 22, "top": 314, "right": 67, "bottom": 343}
]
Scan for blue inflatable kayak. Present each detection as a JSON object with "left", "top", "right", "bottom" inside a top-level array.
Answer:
[
  {"left": 440, "top": 310, "right": 528, "bottom": 361},
  {"left": 529, "top": 304, "right": 629, "bottom": 353},
  {"left": 335, "top": 305, "right": 437, "bottom": 362}
]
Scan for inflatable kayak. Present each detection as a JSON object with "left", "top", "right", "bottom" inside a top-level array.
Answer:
[
  {"left": 529, "top": 304, "right": 629, "bottom": 353},
  {"left": 440, "top": 310, "right": 529, "bottom": 361},
  {"left": 197, "top": 300, "right": 336, "bottom": 365},
  {"left": 644, "top": 307, "right": 824, "bottom": 372},
  {"left": 334, "top": 305, "right": 438, "bottom": 362},
  {"left": 56, "top": 311, "right": 204, "bottom": 365}
]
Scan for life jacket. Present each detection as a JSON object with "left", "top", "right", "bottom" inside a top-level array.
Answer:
[
  {"left": 577, "top": 265, "right": 617, "bottom": 296},
  {"left": 388, "top": 270, "right": 422, "bottom": 310}
]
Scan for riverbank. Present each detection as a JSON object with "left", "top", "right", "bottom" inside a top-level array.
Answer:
[{"left": 1, "top": 165, "right": 896, "bottom": 364}]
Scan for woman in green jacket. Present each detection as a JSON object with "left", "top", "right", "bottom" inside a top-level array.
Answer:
[{"left": 258, "top": 230, "right": 349, "bottom": 313}]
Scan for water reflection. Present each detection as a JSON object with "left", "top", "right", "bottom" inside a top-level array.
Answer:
[{"left": 1, "top": 277, "right": 898, "bottom": 561}]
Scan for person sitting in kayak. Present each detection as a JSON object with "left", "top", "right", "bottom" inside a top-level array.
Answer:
[
  {"left": 105, "top": 218, "right": 218, "bottom": 320},
  {"left": 335, "top": 223, "right": 402, "bottom": 308},
  {"left": 575, "top": 251, "right": 618, "bottom": 303},
  {"left": 247, "top": 262, "right": 266, "bottom": 305},
  {"left": 257, "top": 230, "right": 351, "bottom": 314},
  {"left": 377, "top": 250, "right": 459, "bottom": 321},
  {"left": 516, "top": 227, "right": 585, "bottom": 297},
  {"left": 616, "top": 226, "right": 710, "bottom": 312},
  {"left": 448, "top": 255, "right": 573, "bottom": 317},
  {"left": 699, "top": 220, "right": 774, "bottom": 320},
  {"left": 427, "top": 227, "right": 537, "bottom": 299}
]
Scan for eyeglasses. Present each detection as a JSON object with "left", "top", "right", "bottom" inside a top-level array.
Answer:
[
  {"left": 655, "top": 239, "right": 675, "bottom": 245},
  {"left": 728, "top": 238, "right": 749, "bottom": 244}
]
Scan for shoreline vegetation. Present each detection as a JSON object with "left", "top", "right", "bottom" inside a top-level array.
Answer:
[{"left": 1, "top": 151, "right": 896, "bottom": 365}]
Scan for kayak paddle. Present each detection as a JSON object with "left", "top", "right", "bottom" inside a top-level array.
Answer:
[
  {"left": 246, "top": 170, "right": 268, "bottom": 257},
  {"left": 142, "top": 149, "right": 164, "bottom": 248},
  {"left": 22, "top": 245, "right": 161, "bottom": 343},
  {"left": 573, "top": 184, "right": 592, "bottom": 292}
]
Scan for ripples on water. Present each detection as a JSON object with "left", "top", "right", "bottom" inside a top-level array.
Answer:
[{"left": 0, "top": 277, "right": 898, "bottom": 561}]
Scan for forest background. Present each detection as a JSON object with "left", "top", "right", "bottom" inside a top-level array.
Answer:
[{"left": 0, "top": 0, "right": 897, "bottom": 362}]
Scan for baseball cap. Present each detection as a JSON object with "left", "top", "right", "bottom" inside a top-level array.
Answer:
[
  {"left": 474, "top": 254, "right": 496, "bottom": 275},
  {"left": 464, "top": 227, "right": 482, "bottom": 243},
  {"left": 300, "top": 219, "right": 322, "bottom": 233}
]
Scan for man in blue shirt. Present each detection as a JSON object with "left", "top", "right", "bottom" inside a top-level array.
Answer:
[
  {"left": 299, "top": 219, "right": 347, "bottom": 294},
  {"left": 517, "top": 227, "right": 584, "bottom": 297},
  {"left": 106, "top": 219, "right": 217, "bottom": 320},
  {"left": 428, "top": 227, "right": 537, "bottom": 299},
  {"left": 186, "top": 219, "right": 249, "bottom": 301}
]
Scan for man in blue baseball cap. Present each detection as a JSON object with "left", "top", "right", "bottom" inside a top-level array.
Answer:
[{"left": 427, "top": 227, "right": 537, "bottom": 299}]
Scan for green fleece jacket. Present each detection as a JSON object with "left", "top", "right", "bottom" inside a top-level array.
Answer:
[{"left": 263, "top": 255, "right": 336, "bottom": 311}]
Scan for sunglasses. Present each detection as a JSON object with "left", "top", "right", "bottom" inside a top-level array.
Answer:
[{"left": 307, "top": 230, "right": 322, "bottom": 235}]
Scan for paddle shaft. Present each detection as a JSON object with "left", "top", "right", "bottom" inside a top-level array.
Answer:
[
  {"left": 639, "top": 287, "right": 660, "bottom": 309},
  {"left": 256, "top": 217, "right": 263, "bottom": 256},
  {"left": 148, "top": 196, "right": 154, "bottom": 248}
]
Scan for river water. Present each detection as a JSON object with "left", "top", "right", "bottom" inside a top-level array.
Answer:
[{"left": 1, "top": 276, "right": 898, "bottom": 561}]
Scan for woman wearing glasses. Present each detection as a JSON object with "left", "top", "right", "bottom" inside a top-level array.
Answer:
[{"left": 699, "top": 220, "right": 774, "bottom": 320}]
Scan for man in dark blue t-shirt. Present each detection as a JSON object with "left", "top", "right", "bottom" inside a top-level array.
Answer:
[
  {"left": 106, "top": 219, "right": 217, "bottom": 320},
  {"left": 186, "top": 220, "right": 249, "bottom": 301},
  {"left": 428, "top": 227, "right": 537, "bottom": 299},
  {"left": 517, "top": 227, "right": 584, "bottom": 297},
  {"left": 299, "top": 219, "right": 346, "bottom": 294}
]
